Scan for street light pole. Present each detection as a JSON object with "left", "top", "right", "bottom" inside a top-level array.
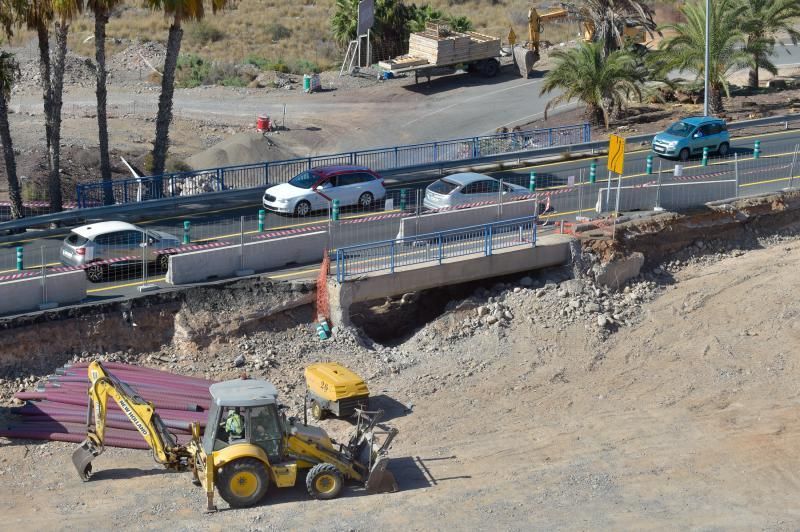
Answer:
[{"left": 704, "top": 0, "right": 710, "bottom": 116}]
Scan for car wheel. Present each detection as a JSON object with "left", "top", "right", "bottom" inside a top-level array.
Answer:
[
  {"left": 294, "top": 200, "right": 312, "bottom": 217},
  {"left": 157, "top": 253, "right": 170, "bottom": 272},
  {"left": 718, "top": 142, "right": 730, "bottom": 156},
  {"left": 85, "top": 263, "right": 106, "bottom": 283},
  {"left": 358, "top": 192, "right": 374, "bottom": 210},
  {"left": 678, "top": 148, "right": 690, "bottom": 162}
]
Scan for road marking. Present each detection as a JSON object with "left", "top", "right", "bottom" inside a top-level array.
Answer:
[
  {"left": 87, "top": 277, "right": 167, "bottom": 293},
  {"left": 139, "top": 203, "right": 262, "bottom": 225},
  {"left": 0, "top": 261, "right": 61, "bottom": 274},
  {"left": 740, "top": 176, "right": 793, "bottom": 187},
  {"left": 192, "top": 209, "right": 402, "bottom": 243},
  {"left": 266, "top": 267, "right": 321, "bottom": 280}
]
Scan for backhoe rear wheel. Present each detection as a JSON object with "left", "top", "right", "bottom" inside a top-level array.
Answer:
[
  {"left": 306, "top": 463, "right": 344, "bottom": 500},
  {"left": 216, "top": 458, "right": 270, "bottom": 508}
]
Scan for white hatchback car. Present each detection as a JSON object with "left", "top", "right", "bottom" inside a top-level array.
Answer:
[
  {"left": 60, "top": 221, "right": 180, "bottom": 282},
  {"left": 263, "top": 165, "right": 387, "bottom": 216},
  {"left": 423, "top": 172, "right": 529, "bottom": 210}
]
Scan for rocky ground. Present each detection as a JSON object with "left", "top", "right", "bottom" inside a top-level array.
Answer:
[{"left": 1, "top": 222, "right": 799, "bottom": 528}]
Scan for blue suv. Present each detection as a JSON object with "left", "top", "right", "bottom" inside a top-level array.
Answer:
[{"left": 652, "top": 116, "right": 730, "bottom": 161}]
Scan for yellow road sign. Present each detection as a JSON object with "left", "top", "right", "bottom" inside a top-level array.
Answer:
[
  {"left": 608, "top": 134, "right": 625, "bottom": 174},
  {"left": 507, "top": 27, "right": 517, "bottom": 46}
]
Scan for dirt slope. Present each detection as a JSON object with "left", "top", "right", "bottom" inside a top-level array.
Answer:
[{"left": 1, "top": 235, "right": 799, "bottom": 529}]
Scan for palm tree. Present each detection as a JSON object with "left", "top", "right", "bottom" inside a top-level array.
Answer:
[
  {"left": 47, "top": 0, "right": 83, "bottom": 212},
  {"left": 145, "top": 0, "right": 228, "bottom": 188},
  {"left": 88, "top": 0, "right": 122, "bottom": 205},
  {"left": 0, "top": 50, "right": 24, "bottom": 220},
  {"left": 331, "top": 0, "right": 358, "bottom": 47},
  {"left": 658, "top": 0, "right": 751, "bottom": 114},
  {"left": 580, "top": 0, "right": 658, "bottom": 57},
  {"left": 738, "top": 0, "right": 800, "bottom": 88},
  {"left": 540, "top": 41, "right": 646, "bottom": 128}
]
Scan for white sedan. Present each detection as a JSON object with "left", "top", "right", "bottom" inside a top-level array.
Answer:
[
  {"left": 423, "top": 172, "right": 530, "bottom": 210},
  {"left": 263, "top": 165, "right": 387, "bottom": 216}
]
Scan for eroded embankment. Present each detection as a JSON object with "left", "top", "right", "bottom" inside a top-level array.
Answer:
[
  {"left": 580, "top": 189, "right": 800, "bottom": 267},
  {"left": 0, "top": 277, "right": 314, "bottom": 373}
]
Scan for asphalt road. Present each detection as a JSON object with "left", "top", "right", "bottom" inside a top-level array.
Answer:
[{"left": 2, "top": 126, "right": 799, "bottom": 306}]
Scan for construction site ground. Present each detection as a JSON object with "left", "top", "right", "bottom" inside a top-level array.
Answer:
[{"left": 1, "top": 226, "right": 799, "bottom": 529}]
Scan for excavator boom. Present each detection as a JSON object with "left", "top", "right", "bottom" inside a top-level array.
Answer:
[{"left": 72, "top": 361, "right": 191, "bottom": 480}]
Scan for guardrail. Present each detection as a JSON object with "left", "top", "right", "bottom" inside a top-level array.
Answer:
[
  {"left": 334, "top": 215, "right": 538, "bottom": 281},
  {"left": 74, "top": 124, "right": 591, "bottom": 208},
  {"left": 4, "top": 112, "right": 800, "bottom": 235}
]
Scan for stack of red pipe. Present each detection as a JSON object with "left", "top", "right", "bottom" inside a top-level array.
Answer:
[{"left": 1, "top": 361, "right": 215, "bottom": 450}]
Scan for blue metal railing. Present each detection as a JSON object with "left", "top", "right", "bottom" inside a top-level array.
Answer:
[
  {"left": 334, "top": 216, "right": 538, "bottom": 281},
  {"left": 75, "top": 124, "right": 590, "bottom": 208}
]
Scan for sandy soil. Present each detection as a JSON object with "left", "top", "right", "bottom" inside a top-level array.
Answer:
[{"left": 1, "top": 233, "right": 799, "bottom": 530}]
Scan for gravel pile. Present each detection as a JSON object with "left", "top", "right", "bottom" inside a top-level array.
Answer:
[
  {"left": 15, "top": 53, "right": 97, "bottom": 90},
  {"left": 108, "top": 41, "right": 166, "bottom": 74}
]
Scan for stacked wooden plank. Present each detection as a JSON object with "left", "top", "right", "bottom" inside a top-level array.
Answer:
[
  {"left": 378, "top": 54, "right": 430, "bottom": 71},
  {"left": 406, "top": 28, "right": 500, "bottom": 66}
]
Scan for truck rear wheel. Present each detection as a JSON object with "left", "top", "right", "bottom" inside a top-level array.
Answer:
[
  {"left": 306, "top": 463, "right": 344, "bottom": 500},
  {"left": 310, "top": 400, "right": 325, "bottom": 421},
  {"left": 481, "top": 58, "right": 499, "bottom": 78},
  {"left": 216, "top": 458, "right": 270, "bottom": 508}
]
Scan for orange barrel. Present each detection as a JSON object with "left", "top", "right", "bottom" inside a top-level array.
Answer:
[{"left": 257, "top": 115, "right": 270, "bottom": 132}]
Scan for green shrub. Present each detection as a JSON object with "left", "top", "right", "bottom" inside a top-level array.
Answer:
[
  {"left": 265, "top": 22, "right": 292, "bottom": 41},
  {"left": 243, "top": 55, "right": 290, "bottom": 73},
  {"left": 291, "top": 59, "right": 321, "bottom": 74},
  {"left": 187, "top": 20, "right": 224, "bottom": 45},
  {"left": 176, "top": 54, "right": 211, "bottom": 88}
]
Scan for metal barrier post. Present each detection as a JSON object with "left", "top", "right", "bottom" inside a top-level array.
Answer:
[
  {"left": 529, "top": 171, "right": 536, "bottom": 192},
  {"left": 646, "top": 154, "right": 653, "bottom": 174},
  {"left": 734, "top": 153, "right": 740, "bottom": 197},
  {"left": 487, "top": 224, "right": 493, "bottom": 256},
  {"left": 655, "top": 159, "right": 663, "bottom": 211},
  {"left": 390, "top": 241, "right": 395, "bottom": 273},
  {"left": 605, "top": 171, "right": 612, "bottom": 211},
  {"left": 16, "top": 246, "right": 23, "bottom": 271},
  {"left": 336, "top": 249, "right": 343, "bottom": 282},
  {"left": 498, "top": 179, "right": 503, "bottom": 217},
  {"left": 138, "top": 233, "right": 158, "bottom": 293},
  {"left": 788, "top": 144, "right": 798, "bottom": 188},
  {"left": 258, "top": 209, "right": 265, "bottom": 232},
  {"left": 236, "top": 216, "right": 253, "bottom": 276},
  {"left": 438, "top": 233, "right": 443, "bottom": 264},
  {"left": 183, "top": 221, "right": 191, "bottom": 244},
  {"left": 754, "top": 140, "right": 761, "bottom": 159},
  {"left": 702, "top": 147, "right": 709, "bottom": 166}
]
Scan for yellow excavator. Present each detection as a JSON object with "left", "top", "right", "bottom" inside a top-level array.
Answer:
[
  {"left": 515, "top": 6, "right": 649, "bottom": 75},
  {"left": 71, "top": 361, "right": 398, "bottom": 511}
]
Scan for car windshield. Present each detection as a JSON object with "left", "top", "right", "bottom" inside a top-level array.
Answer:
[
  {"left": 288, "top": 171, "right": 319, "bottom": 189},
  {"left": 665, "top": 121, "right": 694, "bottom": 137},
  {"left": 428, "top": 179, "right": 460, "bottom": 195}
]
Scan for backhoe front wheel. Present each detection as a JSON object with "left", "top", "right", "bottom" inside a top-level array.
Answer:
[
  {"left": 306, "top": 463, "right": 344, "bottom": 500},
  {"left": 216, "top": 458, "right": 270, "bottom": 508}
]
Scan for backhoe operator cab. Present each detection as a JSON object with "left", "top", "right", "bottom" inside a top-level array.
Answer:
[{"left": 193, "top": 379, "right": 398, "bottom": 511}]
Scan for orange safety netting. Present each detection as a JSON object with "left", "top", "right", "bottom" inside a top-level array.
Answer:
[{"left": 315, "top": 249, "right": 331, "bottom": 324}]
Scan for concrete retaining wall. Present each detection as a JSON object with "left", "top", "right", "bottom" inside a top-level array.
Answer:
[
  {"left": 328, "top": 234, "right": 573, "bottom": 326},
  {"left": 397, "top": 198, "right": 540, "bottom": 240},
  {"left": 0, "top": 270, "right": 86, "bottom": 316},
  {"left": 168, "top": 231, "right": 329, "bottom": 284}
]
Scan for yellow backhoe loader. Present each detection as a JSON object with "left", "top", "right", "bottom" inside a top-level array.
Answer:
[{"left": 71, "top": 361, "right": 398, "bottom": 511}]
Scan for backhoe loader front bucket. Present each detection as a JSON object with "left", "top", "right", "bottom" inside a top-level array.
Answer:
[
  {"left": 72, "top": 439, "right": 103, "bottom": 481},
  {"left": 365, "top": 455, "right": 397, "bottom": 494}
]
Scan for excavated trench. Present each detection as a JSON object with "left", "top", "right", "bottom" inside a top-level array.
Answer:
[
  {"left": 1, "top": 190, "right": 798, "bottom": 373},
  {"left": 349, "top": 267, "right": 570, "bottom": 346}
]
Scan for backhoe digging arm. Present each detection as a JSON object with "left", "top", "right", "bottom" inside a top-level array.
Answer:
[{"left": 72, "top": 361, "right": 190, "bottom": 480}]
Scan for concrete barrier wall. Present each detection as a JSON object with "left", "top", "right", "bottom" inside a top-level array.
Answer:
[
  {"left": 397, "top": 198, "right": 539, "bottom": 240},
  {"left": 0, "top": 270, "right": 87, "bottom": 316},
  {"left": 168, "top": 231, "right": 329, "bottom": 284}
]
